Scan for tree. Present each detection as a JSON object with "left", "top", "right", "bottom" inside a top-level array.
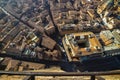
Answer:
[{"left": 0, "top": 41, "right": 4, "bottom": 50}]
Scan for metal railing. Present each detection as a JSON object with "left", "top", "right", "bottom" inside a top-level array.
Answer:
[{"left": 0, "top": 70, "right": 120, "bottom": 80}]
